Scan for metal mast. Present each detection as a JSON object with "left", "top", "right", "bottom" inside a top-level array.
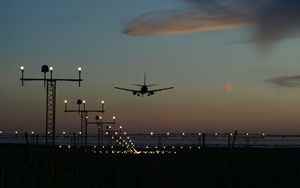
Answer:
[
  {"left": 64, "top": 98, "right": 105, "bottom": 146},
  {"left": 19, "top": 65, "right": 83, "bottom": 145}
]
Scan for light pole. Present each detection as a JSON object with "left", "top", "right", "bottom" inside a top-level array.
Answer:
[
  {"left": 88, "top": 115, "right": 116, "bottom": 147},
  {"left": 64, "top": 98, "right": 105, "bottom": 146},
  {"left": 19, "top": 65, "right": 83, "bottom": 145}
]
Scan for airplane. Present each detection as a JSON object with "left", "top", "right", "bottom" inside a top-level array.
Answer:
[{"left": 114, "top": 73, "right": 174, "bottom": 96}]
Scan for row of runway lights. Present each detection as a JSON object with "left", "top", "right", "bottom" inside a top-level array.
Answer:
[
  {"left": 56, "top": 144, "right": 204, "bottom": 154},
  {"left": 0, "top": 130, "right": 266, "bottom": 137}
]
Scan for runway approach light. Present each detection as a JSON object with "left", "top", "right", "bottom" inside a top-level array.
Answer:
[
  {"left": 64, "top": 100, "right": 68, "bottom": 104},
  {"left": 49, "top": 66, "right": 53, "bottom": 71},
  {"left": 96, "top": 115, "right": 102, "bottom": 120},
  {"left": 78, "top": 67, "right": 82, "bottom": 72},
  {"left": 20, "top": 66, "right": 24, "bottom": 71}
]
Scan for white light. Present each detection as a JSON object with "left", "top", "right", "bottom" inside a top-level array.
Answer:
[
  {"left": 105, "top": 131, "right": 109, "bottom": 135},
  {"left": 64, "top": 100, "right": 68, "bottom": 104},
  {"left": 85, "top": 116, "right": 88, "bottom": 119},
  {"left": 150, "top": 132, "right": 154, "bottom": 136},
  {"left": 78, "top": 131, "right": 82, "bottom": 135},
  {"left": 62, "top": 131, "right": 66, "bottom": 135},
  {"left": 262, "top": 132, "right": 266, "bottom": 136},
  {"left": 114, "top": 132, "right": 118, "bottom": 135},
  {"left": 246, "top": 133, "right": 249, "bottom": 136},
  {"left": 20, "top": 66, "right": 24, "bottom": 70},
  {"left": 112, "top": 116, "right": 116, "bottom": 120},
  {"left": 31, "top": 131, "right": 35, "bottom": 135},
  {"left": 82, "top": 100, "right": 86, "bottom": 104},
  {"left": 230, "top": 133, "right": 233, "bottom": 136},
  {"left": 198, "top": 132, "right": 202, "bottom": 136},
  {"left": 166, "top": 132, "right": 170, "bottom": 136},
  {"left": 119, "top": 126, "right": 123, "bottom": 129},
  {"left": 0, "top": 131, "right": 2, "bottom": 134},
  {"left": 98, "top": 116, "right": 102, "bottom": 120},
  {"left": 78, "top": 67, "right": 82, "bottom": 72},
  {"left": 215, "top": 132, "right": 218, "bottom": 136},
  {"left": 15, "top": 131, "right": 18, "bottom": 134},
  {"left": 108, "top": 126, "right": 112, "bottom": 129},
  {"left": 101, "top": 100, "right": 105, "bottom": 104},
  {"left": 49, "top": 66, "right": 53, "bottom": 71},
  {"left": 123, "top": 131, "right": 127, "bottom": 135},
  {"left": 182, "top": 132, "right": 185, "bottom": 136}
]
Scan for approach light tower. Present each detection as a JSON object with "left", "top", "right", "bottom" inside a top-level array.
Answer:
[
  {"left": 88, "top": 115, "right": 117, "bottom": 147},
  {"left": 19, "top": 65, "right": 83, "bottom": 145},
  {"left": 64, "top": 98, "right": 105, "bottom": 146}
]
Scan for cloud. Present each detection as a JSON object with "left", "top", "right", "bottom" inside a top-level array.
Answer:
[
  {"left": 124, "top": 9, "right": 253, "bottom": 36},
  {"left": 124, "top": 0, "right": 300, "bottom": 46},
  {"left": 267, "top": 75, "right": 300, "bottom": 87}
]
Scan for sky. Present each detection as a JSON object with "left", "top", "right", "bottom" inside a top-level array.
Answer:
[{"left": 2, "top": 0, "right": 300, "bottom": 134}]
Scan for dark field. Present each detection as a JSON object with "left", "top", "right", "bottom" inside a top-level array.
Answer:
[{"left": 1, "top": 144, "right": 300, "bottom": 188}]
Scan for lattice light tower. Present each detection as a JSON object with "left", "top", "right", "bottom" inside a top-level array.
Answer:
[
  {"left": 89, "top": 115, "right": 117, "bottom": 147},
  {"left": 19, "top": 65, "right": 83, "bottom": 145},
  {"left": 64, "top": 98, "right": 105, "bottom": 146}
]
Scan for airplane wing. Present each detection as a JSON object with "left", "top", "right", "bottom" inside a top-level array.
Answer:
[
  {"left": 149, "top": 87, "right": 174, "bottom": 93},
  {"left": 114, "top": 87, "right": 139, "bottom": 92}
]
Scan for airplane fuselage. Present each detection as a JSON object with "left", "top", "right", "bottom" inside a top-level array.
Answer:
[{"left": 141, "top": 85, "right": 148, "bottom": 94}]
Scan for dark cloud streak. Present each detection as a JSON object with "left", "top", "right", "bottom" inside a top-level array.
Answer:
[{"left": 267, "top": 75, "right": 300, "bottom": 87}]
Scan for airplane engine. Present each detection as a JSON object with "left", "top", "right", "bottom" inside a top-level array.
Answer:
[
  {"left": 148, "top": 91, "right": 154, "bottom": 96},
  {"left": 133, "top": 91, "right": 137, "bottom": 95}
]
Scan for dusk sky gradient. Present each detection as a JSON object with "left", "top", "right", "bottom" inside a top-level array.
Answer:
[{"left": 2, "top": 0, "right": 300, "bottom": 134}]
